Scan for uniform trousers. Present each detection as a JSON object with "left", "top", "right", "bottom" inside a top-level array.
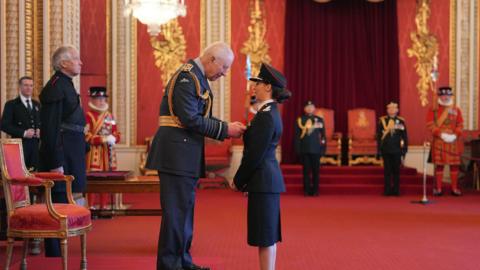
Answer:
[
  {"left": 157, "top": 172, "right": 197, "bottom": 270},
  {"left": 382, "top": 153, "right": 401, "bottom": 195}
]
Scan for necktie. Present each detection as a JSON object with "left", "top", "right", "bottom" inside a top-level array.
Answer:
[{"left": 26, "top": 99, "right": 32, "bottom": 112}]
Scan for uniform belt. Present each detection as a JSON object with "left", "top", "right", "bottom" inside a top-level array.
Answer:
[
  {"left": 158, "top": 116, "right": 184, "bottom": 128},
  {"left": 60, "top": 123, "right": 86, "bottom": 133}
]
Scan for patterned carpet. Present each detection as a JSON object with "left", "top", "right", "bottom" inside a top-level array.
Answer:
[{"left": 1, "top": 189, "right": 480, "bottom": 270}]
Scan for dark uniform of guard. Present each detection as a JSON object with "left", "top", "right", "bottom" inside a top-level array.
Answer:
[
  {"left": 146, "top": 59, "right": 228, "bottom": 270},
  {"left": 295, "top": 101, "right": 326, "bottom": 196},
  {"left": 376, "top": 102, "right": 408, "bottom": 196},
  {"left": 1, "top": 96, "right": 41, "bottom": 170},
  {"left": 39, "top": 70, "right": 87, "bottom": 257}
]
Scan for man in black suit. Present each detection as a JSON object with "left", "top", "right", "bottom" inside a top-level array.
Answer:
[
  {"left": 1, "top": 76, "right": 41, "bottom": 171},
  {"left": 39, "top": 45, "right": 87, "bottom": 257},
  {"left": 146, "top": 42, "right": 245, "bottom": 270},
  {"left": 1, "top": 76, "right": 42, "bottom": 255},
  {"left": 376, "top": 102, "right": 408, "bottom": 196},
  {"left": 295, "top": 101, "right": 326, "bottom": 196}
]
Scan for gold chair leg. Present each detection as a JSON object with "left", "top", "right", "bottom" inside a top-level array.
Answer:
[
  {"left": 4, "top": 238, "right": 14, "bottom": 270},
  {"left": 20, "top": 239, "right": 29, "bottom": 270},
  {"left": 80, "top": 234, "right": 87, "bottom": 270},
  {"left": 60, "top": 238, "right": 68, "bottom": 270}
]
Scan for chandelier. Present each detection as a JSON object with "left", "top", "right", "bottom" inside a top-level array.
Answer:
[{"left": 125, "top": 0, "right": 187, "bottom": 36}]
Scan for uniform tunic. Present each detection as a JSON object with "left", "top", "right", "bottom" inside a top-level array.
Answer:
[
  {"left": 426, "top": 106, "right": 463, "bottom": 165},
  {"left": 234, "top": 101, "right": 285, "bottom": 247},
  {"left": 85, "top": 105, "right": 120, "bottom": 171}
]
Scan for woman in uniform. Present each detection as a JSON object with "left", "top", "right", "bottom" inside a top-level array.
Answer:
[{"left": 233, "top": 63, "right": 291, "bottom": 270}]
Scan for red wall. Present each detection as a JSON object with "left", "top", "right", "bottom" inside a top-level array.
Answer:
[
  {"left": 398, "top": 0, "right": 451, "bottom": 145},
  {"left": 136, "top": 0, "right": 201, "bottom": 144},
  {"left": 80, "top": 0, "right": 107, "bottom": 108},
  {"left": 230, "top": 0, "right": 286, "bottom": 144},
  {"left": 79, "top": 0, "right": 455, "bottom": 146}
]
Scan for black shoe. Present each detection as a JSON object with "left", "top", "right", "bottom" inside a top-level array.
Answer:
[
  {"left": 183, "top": 264, "right": 210, "bottom": 270},
  {"left": 433, "top": 189, "right": 443, "bottom": 196}
]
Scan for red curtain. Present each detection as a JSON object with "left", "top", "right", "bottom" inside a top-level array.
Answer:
[{"left": 282, "top": 0, "right": 399, "bottom": 163}]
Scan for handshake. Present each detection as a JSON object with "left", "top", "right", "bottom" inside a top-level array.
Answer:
[
  {"left": 227, "top": 121, "right": 247, "bottom": 138},
  {"left": 440, "top": 132, "right": 457, "bottom": 143}
]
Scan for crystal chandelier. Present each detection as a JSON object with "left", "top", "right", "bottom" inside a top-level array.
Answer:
[{"left": 125, "top": 0, "right": 187, "bottom": 36}]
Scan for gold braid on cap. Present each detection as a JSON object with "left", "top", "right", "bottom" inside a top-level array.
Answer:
[{"left": 167, "top": 63, "right": 212, "bottom": 127}]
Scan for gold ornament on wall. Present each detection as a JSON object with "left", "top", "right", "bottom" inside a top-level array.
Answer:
[
  {"left": 407, "top": 0, "right": 439, "bottom": 107},
  {"left": 150, "top": 19, "right": 187, "bottom": 86},
  {"left": 241, "top": 0, "right": 271, "bottom": 77}
]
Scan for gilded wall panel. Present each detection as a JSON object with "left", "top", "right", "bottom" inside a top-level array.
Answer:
[
  {"left": 6, "top": 0, "right": 19, "bottom": 101},
  {"left": 201, "top": 0, "right": 231, "bottom": 122}
]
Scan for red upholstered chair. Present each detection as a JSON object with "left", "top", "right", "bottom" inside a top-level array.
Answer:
[
  {"left": 0, "top": 139, "right": 92, "bottom": 270},
  {"left": 347, "top": 108, "right": 382, "bottom": 165},
  {"left": 314, "top": 108, "right": 342, "bottom": 166},
  {"left": 199, "top": 138, "right": 232, "bottom": 188}
]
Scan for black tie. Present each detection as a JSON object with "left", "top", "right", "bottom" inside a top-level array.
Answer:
[{"left": 26, "top": 99, "right": 32, "bottom": 112}]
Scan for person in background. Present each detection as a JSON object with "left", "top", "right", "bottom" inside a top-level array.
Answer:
[
  {"left": 85, "top": 86, "right": 120, "bottom": 211},
  {"left": 39, "top": 45, "right": 87, "bottom": 257},
  {"left": 234, "top": 63, "right": 292, "bottom": 270},
  {"left": 1, "top": 76, "right": 42, "bottom": 255},
  {"left": 376, "top": 102, "right": 408, "bottom": 196},
  {"left": 294, "top": 101, "right": 326, "bottom": 196},
  {"left": 1, "top": 76, "right": 41, "bottom": 171},
  {"left": 426, "top": 86, "right": 463, "bottom": 196}
]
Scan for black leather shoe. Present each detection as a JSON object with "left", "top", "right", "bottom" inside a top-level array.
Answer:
[
  {"left": 433, "top": 189, "right": 443, "bottom": 196},
  {"left": 183, "top": 264, "right": 210, "bottom": 270}
]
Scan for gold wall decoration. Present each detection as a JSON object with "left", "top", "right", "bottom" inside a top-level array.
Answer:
[
  {"left": 407, "top": 0, "right": 438, "bottom": 107},
  {"left": 150, "top": 19, "right": 186, "bottom": 86},
  {"left": 32, "top": 0, "right": 43, "bottom": 98},
  {"left": 6, "top": 0, "right": 19, "bottom": 102},
  {"left": 240, "top": 0, "right": 271, "bottom": 78}
]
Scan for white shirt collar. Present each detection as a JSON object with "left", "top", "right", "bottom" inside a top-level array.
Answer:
[
  {"left": 257, "top": 99, "right": 275, "bottom": 111},
  {"left": 193, "top": 57, "right": 205, "bottom": 76},
  {"left": 19, "top": 94, "right": 31, "bottom": 107}
]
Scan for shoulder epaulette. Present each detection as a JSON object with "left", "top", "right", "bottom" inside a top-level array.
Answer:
[
  {"left": 397, "top": 116, "right": 405, "bottom": 121},
  {"left": 181, "top": 63, "right": 194, "bottom": 72},
  {"left": 380, "top": 115, "right": 387, "bottom": 120}
]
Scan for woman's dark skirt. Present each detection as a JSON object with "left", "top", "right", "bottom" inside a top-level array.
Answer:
[{"left": 247, "top": 192, "right": 282, "bottom": 247}]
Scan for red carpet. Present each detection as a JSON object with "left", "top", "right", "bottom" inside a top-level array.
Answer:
[
  {"left": 2, "top": 189, "right": 480, "bottom": 270},
  {"left": 282, "top": 164, "right": 435, "bottom": 195}
]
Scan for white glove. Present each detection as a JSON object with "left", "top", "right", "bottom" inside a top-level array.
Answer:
[
  {"left": 449, "top": 134, "right": 457, "bottom": 142},
  {"left": 440, "top": 133, "right": 457, "bottom": 143},
  {"left": 106, "top": 135, "right": 116, "bottom": 145},
  {"left": 440, "top": 133, "right": 449, "bottom": 142}
]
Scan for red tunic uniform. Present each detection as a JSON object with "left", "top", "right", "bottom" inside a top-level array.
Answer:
[
  {"left": 426, "top": 105, "right": 463, "bottom": 165},
  {"left": 85, "top": 107, "right": 120, "bottom": 171}
]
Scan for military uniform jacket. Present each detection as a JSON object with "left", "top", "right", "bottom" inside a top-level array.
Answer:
[
  {"left": 39, "top": 71, "right": 86, "bottom": 170},
  {"left": 146, "top": 60, "right": 228, "bottom": 178},
  {"left": 294, "top": 114, "right": 326, "bottom": 155},
  {"left": 234, "top": 102, "right": 285, "bottom": 193},
  {"left": 376, "top": 115, "right": 408, "bottom": 155},
  {"left": 1, "top": 96, "right": 40, "bottom": 138}
]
